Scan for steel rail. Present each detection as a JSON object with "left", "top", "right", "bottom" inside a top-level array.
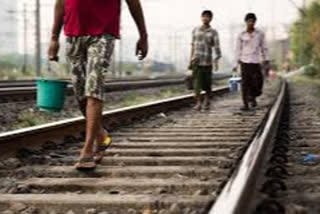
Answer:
[
  {"left": 0, "top": 73, "right": 231, "bottom": 89},
  {"left": 0, "top": 78, "right": 185, "bottom": 103},
  {"left": 0, "top": 76, "right": 188, "bottom": 85},
  {"left": 0, "top": 86, "right": 229, "bottom": 156},
  {"left": 0, "top": 74, "right": 232, "bottom": 103},
  {"left": 0, "top": 78, "right": 180, "bottom": 88},
  {"left": 0, "top": 78, "right": 184, "bottom": 92},
  {"left": 209, "top": 81, "right": 287, "bottom": 214}
]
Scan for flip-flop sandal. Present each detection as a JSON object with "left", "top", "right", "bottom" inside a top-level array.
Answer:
[
  {"left": 75, "top": 156, "right": 96, "bottom": 171},
  {"left": 203, "top": 103, "right": 210, "bottom": 110},
  {"left": 94, "top": 134, "right": 113, "bottom": 164},
  {"left": 102, "top": 134, "right": 112, "bottom": 148},
  {"left": 193, "top": 105, "right": 201, "bottom": 111}
]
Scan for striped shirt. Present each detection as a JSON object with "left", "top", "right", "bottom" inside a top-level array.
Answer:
[
  {"left": 235, "top": 28, "right": 269, "bottom": 66},
  {"left": 191, "top": 26, "right": 221, "bottom": 66}
]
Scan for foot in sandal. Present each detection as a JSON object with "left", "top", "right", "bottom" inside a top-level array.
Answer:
[
  {"left": 94, "top": 130, "right": 113, "bottom": 164},
  {"left": 74, "top": 156, "right": 96, "bottom": 171}
]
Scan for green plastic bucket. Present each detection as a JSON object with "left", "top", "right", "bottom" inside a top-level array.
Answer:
[{"left": 36, "top": 79, "right": 68, "bottom": 112}]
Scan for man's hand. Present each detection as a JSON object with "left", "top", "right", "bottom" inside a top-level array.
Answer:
[
  {"left": 136, "top": 36, "right": 148, "bottom": 60},
  {"left": 214, "top": 63, "right": 219, "bottom": 72},
  {"left": 233, "top": 60, "right": 241, "bottom": 72},
  {"left": 188, "top": 58, "right": 198, "bottom": 70},
  {"left": 126, "top": 0, "right": 148, "bottom": 60},
  {"left": 188, "top": 58, "right": 196, "bottom": 70},
  {"left": 48, "top": 0, "right": 64, "bottom": 61},
  {"left": 48, "top": 39, "right": 60, "bottom": 61},
  {"left": 191, "top": 58, "right": 199, "bottom": 66},
  {"left": 232, "top": 66, "right": 238, "bottom": 72},
  {"left": 263, "top": 60, "right": 270, "bottom": 69}
]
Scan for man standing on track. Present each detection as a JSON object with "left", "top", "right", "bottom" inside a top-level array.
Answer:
[
  {"left": 48, "top": 0, "right": 148, "bottom": 170},
  {"left": 189, "top": 10, "right": 222, "bottom": 111},
  {"left": 234, "top": 13, "right": 269, "bottom": 111}
]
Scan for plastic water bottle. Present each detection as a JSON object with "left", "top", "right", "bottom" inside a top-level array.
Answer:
[{"left": 302, "top": 154, "right": 319, "bottom": 165}]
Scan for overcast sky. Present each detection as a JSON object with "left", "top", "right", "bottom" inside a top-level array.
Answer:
[
  {"left": 120, "top": 0, "right": 304, "bottom": 64},
  {"left": 17, "top": 0, "right": 305, "bottom": 66},
  {"left": 124, "top": 0, "right": 304, "bottom": 32}
]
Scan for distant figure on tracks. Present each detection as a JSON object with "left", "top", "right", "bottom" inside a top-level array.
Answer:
[
  {"left": 189, "top": 10, "right": 222, "bottom": 111},
  {"left": 233, "top": 13, "right": 269, "bottom": 111},
  {"left": 48, "top": 0, "right": 148, "bottom": 170}
]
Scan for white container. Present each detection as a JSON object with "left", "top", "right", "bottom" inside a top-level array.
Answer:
[{"left": 228, "top": 77, "right": 242, "bottom": 92}]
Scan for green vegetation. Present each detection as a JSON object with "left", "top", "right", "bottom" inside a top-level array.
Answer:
[
  {"left": 8, "top": 86, "right": 188, "bottom": 130},
  {"left": 7, "top": 79, "right": 228, "bottom": 130},
  {"left": 0, "top": 53, "right": 72, "bottom": 80},
  {"left": 0, "top": 54, "right": 179, "bottom": 80},
  {"left": 291, "top": 74, "right": 320, "bottom": 87},
  {"left": 290, "top": 0, "right": 320, "bottom": 77},
  {"left": 10, "top": 110, "right": 52, "bottom": 130},
  {"left": 291, "top": 74, "right": 320, "bottom": 105},
  {"left": 214, "top": 78, "right": 228, "bottom": 86},
  {"left": 0, "top": 54, "right": 34, "bottom": 80},
  {"left": 119, "top": 87, "right": 186, "bottom": 107},
  {"left": 0, "top": 68, "right": 34, "bottom": 80}
]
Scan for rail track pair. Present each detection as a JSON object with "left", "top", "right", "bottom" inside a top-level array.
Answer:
[{"left": 0, "top": 79, "right": 296, "bottom": 214}]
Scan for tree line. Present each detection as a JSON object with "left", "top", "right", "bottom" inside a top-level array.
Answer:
[{"left": 290, "top": 0, "right": 320, "bottom": 77}]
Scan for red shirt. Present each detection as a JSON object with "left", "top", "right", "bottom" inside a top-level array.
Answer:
[{"left": 64, "top": 0, "right": 121, "bottom": 38}]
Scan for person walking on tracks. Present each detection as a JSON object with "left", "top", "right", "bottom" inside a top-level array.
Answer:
[
  {"left": 189, "top": 10, "right": 222, "bottom": 111},
  {"left": 234, "top": 13, "right": 269, "bottom": 111},
  {"left": 48, "top": 0, "right": 148, "bottom": 170}
]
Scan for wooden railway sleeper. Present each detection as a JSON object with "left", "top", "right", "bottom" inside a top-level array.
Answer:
[
  {"left": 260, "top": 178, "right": 287, "bottom": 198},
  {"left": 254, "top": 199, "right": 285, "bottom": 214}
]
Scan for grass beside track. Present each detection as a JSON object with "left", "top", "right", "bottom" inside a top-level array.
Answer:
[
  {"left": 290, "top": 74, "right": 320, "bottom": 99},
  {"left": 9, "top": 87, "right": 188, "bottom": 131}
]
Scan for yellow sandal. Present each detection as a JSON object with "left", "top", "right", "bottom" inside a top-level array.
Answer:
[{"left": 94, "top": 134, "right": 112, "bottom": 164}]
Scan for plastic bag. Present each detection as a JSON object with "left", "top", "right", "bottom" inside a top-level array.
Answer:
[{"left": 184, "top": 69, "right": 193, "bottom": 90}]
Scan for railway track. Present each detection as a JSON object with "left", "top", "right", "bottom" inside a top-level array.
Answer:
[
  {"left": 0, "top": 73, "right": 231, "bottom": 104},
  {"left": 248, "top": 82, "right": 320, "bottom": 214},
  {"left": 0, "top": 78, "right": 184, "bottom": 104},
  {"left": 0, "top": 79, "right": 284, "bottom": 214},
  {"left": 0, "top": 77, "right": 184, "bottom": 89}
]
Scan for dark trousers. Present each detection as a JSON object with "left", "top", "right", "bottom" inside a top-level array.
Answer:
[
  {"left": 193, "top": 65, "right": 212, "bottom": 96},
  {"left": 240, "top": 62, "right": 263, "bottom": 106}
]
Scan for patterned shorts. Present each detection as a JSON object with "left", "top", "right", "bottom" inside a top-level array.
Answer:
[{"left": 66, "top": 34, "right": 115, "bottom": 101}]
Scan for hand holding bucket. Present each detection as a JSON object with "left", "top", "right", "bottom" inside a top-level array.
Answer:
[{"left": 36, "top": 61, "right": 68, "bottom": 112}]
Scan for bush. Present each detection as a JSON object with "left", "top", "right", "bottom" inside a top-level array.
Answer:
[
  {"left": 290, "top": 1, "right": 320, "bottom": 73},
  {"left": 304, "top": 64, "right": 320, "bottom": 77}
]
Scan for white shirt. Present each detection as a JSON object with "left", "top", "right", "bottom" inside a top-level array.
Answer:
[{"left": 235, "top": 29, "right": 269, "bottom": 66}]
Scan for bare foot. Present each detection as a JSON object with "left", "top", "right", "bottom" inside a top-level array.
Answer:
[
  {"left": 96, "top": 129, "right": 110, "bottom": 145},
  {"left": 193, "top": 103, "right": 202, "bottom": 111},
  {"left": 75, "top": 155, "right": 96, "bottom": 170}
]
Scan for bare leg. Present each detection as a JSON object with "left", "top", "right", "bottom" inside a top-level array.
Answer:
[
  {"left": 193, "top": 95, "right": 202, "bottom": 111},
  {"left": 96, "top": 124, "right": 109, "bottom": 144},
  {"left": 203, "top": 91, "right": 211, "bottom": 110},
  {"left": 80, "top": 97, "right": 103, "bottom": 158},
  {"left": 78, "top": 99, "right": 87, "bottom": 117},
  {"left": 78, "top": 99, "right": 106, "bottom": 144}
]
